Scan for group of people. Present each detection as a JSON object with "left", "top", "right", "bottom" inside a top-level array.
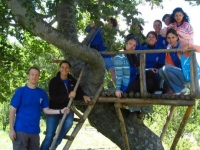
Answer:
[
  {"left": 9, "top": 7, "right": 200, "bottom": 150},
  {"left": 114, "top": 7, "right": 200, "bottom": 97}
]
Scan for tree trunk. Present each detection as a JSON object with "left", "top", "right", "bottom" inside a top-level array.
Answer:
[{"left": 6, "top": 0, "right": 164, "bottom": 149}]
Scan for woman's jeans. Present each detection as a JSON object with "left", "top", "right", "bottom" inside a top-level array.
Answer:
[
  {"left": 40, "top": 111, "right": 74, "bottom": 150},
  {"left": 159, "top": 65, "right": 186, "bottom": 93}
]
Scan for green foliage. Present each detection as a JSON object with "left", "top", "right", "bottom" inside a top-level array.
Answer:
[
  {"left": 0, "top": 102, "right": 9, "bottom": 130},
  {"left": 145, "top": 103, "right": 200, "bottom": 149}
]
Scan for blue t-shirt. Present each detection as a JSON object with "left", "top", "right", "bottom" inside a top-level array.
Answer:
[
  {"left": 10, "top": 86, "right": 49, "bottom": 134},
  {"left": 157, "top": 34, "right": 168, "bottom": 49}
]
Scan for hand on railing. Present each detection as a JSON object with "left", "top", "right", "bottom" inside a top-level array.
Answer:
[
  {"left": 115, "top": 90, "right": 123, "bottom": 98},
  {"left": 151, "top": 68, "right": 158, "bottom": 73}
]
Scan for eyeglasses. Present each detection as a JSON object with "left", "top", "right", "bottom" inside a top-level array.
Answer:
[{"left": 164, "top": 17, "right": 170, "bottom": 21}]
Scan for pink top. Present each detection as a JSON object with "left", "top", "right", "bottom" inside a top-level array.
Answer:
[{"left": 160, "top": 21, "right": 194, "bottom": 44}]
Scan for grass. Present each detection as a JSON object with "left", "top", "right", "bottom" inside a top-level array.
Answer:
[{"left": 0, "top": 119, "right": 120, "bottom": 150}]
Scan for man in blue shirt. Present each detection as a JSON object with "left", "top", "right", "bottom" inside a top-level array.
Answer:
[{"left": 9, "top": 66, "right": 69, "bottom": 150}]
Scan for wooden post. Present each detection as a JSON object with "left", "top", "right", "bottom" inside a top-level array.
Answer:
[
  {"left": 62, "top": 85, "right": 103, "bottom": 150},
  {"left": 140, "top": 54, "right": 147, "bottom": 98},
  {"left": 191, "top": 52, "right": 200, "bottom": 96},
  {"left": 190, "top": 51, "right": 196, "bottom": 96},
  {"left": 160, "top": 106, "right": 176, "bottom": 141},
  {"left": 114, "top": 103, "right": 130, "bottom": 150},
  {"left": 49, "top": 63, "right": 87, "bottom": 150},
  {"left": 170, "top": 106, "right": 194, "bottom": 150},
  {"left": 70, "top": 106, "right": 83, "bottom": 119}
]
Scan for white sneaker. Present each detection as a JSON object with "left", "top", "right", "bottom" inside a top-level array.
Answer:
[
  {"left": 174, "top": 88, "right": 188, "bottom": 95},
  {"left": 154, "top": 91, "right": 163, "bottom": 95}
]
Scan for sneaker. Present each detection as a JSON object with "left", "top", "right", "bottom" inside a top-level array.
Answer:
[
  {"left": 154, "top": 91, "right": 163, "bottom": 95},
  {"left": 174, "top": 88, "right": 188, "bottom": 95}
]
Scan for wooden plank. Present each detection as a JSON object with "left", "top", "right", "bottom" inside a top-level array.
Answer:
[{"left": 97, "top": 97, "right": 195, "bottom": 106}]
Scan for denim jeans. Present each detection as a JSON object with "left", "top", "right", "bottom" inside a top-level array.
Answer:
[
  {"left": 40, "top": 111, "right": 74, "bottom": 150},
  {"left": 159, "top": 65, "right": 186, "bottom": 93}
]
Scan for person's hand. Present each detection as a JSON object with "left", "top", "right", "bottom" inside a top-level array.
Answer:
[
  {"left": 151, "top": 68, "right": 158, "bottom": 73},
  {"left": 61, "top": 107, "right": 70, "bottom": 114},
  {"left": 181, "top": 44, "right": 189, "bottom": 53},
  {"left": 9, "top": 128, "right": 16, "bottom": 141},
  {"left": 69, "top": 91, "right": 76, "bottom": 98},
  {"left": 90, "top": 23, "right": 95, "bottom": 28},
  {"left": 168, "top": 24, "right": 177, "bottom": 30},
  {"left": 83, "top": 95, "right": 91, "bottom": 103},
  {"left": 115, "top": 90, "right": 123, "bottom": 98}
]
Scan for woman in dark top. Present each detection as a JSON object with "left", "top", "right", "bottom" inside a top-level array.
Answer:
[{"left": 41, "top": 60, "right": 91, "bottom": 150}]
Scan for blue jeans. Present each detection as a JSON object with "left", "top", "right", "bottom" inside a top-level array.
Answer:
[
  {"left": 103, "top": 57, "right": 114, "bottom": 70},
  {"left": 159, "top": 65, "right": 186, "bottom": 93},
  {"left": 40, "top": 111, "right": 74, "bottom": 150}
]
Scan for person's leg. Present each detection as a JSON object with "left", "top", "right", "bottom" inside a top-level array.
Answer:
[
  {"left": 28, "top": 133, "right": 40, "bottom": 150},
  {"left": 163, "top": 66, "right": 186, "bottom": 93},
  {"left": 126, "top": 76, "right": 140, "bottom": 93},
  {"left": 55, "top": 111, "right": 74, "bottom": 147},
  {"left": 103, "top": 57, "right": 116, "bottom": 85},
  {"left": 145, "top": 71, "right": 159, "bottom": 93},
  {"left": 13, "top": 132, "right": 28, "bottom": 150},
  {"left": 40, "top": 115, "right": 60, "bottom": 150}
]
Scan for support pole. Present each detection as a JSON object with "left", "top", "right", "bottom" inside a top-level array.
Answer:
[
  {"left": 140, "top": 54, "right": 147, "bottom": 98},
  {"left": 49, "top": 63, "right": 87, "bottom": 150},
  {"left": 170, "top": 106, "right": 194, "bottom": 150},
  {"left": 160, "top": 106, "right": 176, "bottom": 141},
  {"left": 114, "top": 103, "right": 130, "bottom": 150}
]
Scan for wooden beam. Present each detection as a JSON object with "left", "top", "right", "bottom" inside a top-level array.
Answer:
[
  {"left": 114, "top": 103, "right": 130, "bottom": 150},
  {"left": 100, "top": 48, "right": 195, "bottom": 55},
  {"left": 160, "top": 106, "right": 176, "bottom": 141},
  {"left": 140, "top": 54, "right": 148, "bottom": 98},
  {"left": 170, "top": 106, "right": 194, "bottom": 150},
  {"left": 97, "top": 97, "right": 195, "bottom": 106}
]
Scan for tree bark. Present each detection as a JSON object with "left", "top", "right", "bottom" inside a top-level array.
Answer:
[{"left": 6, "top": 0, "right": 164, "bottom": 149}]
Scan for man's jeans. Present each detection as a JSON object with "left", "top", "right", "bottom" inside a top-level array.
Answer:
[
  {"left": 40, "top": 111, "right": 74, "bottom": 150},
  {"left": 159, "top": 65, "right": 186, "bottom": 93}
]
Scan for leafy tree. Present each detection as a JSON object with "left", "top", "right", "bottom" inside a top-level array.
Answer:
[{"left": 1, "top": 0, "right": 199, "bottom": 149}]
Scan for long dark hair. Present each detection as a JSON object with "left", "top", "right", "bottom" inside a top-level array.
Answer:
[
  {"left": 125, "top": 33, "right": 140, "bottom": 67},
  {"left": 166, "top": 28, "right": 179, "bottom": 41},
  {"left": 170, "top": 7, "right": 190, "bottom": 24}
]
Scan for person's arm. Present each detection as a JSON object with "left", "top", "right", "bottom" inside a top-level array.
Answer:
[
  {"left": 85, "top": 23, "right": 95, "bottom": 33},
  {"left": 177, "top": 23, "right": 194, "bottom": 40},
  {"left": 114, "top": 54, "right": 124, "bottom": 91},
  {"left": 9, "top": 106, "right": 17, "bottom": 141},
  {"left": 43, "top": 107, "right": 70, "bottom": 115},
  {"left": 160, "top": 27, "right": 168, "bottom": 37}
]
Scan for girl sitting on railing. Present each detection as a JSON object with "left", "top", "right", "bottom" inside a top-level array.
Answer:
[{"left": 158, "top": 28, "right": 200, "bottom": 95}]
